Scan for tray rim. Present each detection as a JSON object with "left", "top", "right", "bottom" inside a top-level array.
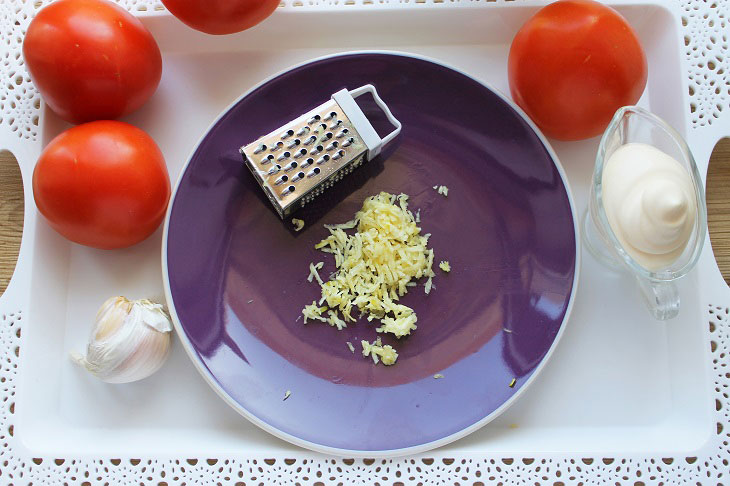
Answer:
[
  {"left": 1, "top": 0, "right": 729, "bottom": 483},
  {"left": 160, "top": 49, "right": 582, "bottom": 458}
]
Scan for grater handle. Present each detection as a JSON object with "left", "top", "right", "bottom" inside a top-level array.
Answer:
[
  {"left": 333, "top": 85, "right": 402, "bottom": 159},
  {"left": 349, "top": 85, "right": 402, "bottom": 147}
]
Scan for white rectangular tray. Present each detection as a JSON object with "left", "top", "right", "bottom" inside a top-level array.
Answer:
[{"left": 1, "top": 0, "right": 728, "bottom": 483}]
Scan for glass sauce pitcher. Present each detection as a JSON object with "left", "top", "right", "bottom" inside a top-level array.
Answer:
[{"left": 582, "top": 106, "right": 706, "bottom": 320}]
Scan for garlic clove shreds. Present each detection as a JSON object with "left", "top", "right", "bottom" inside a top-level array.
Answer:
[{"left": 71, "top": 296, "right": 174, "bottom": 384}]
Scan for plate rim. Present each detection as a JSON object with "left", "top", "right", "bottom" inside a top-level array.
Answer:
[{"left": 161, "top": 49, "right": 581, "bottom": 457}]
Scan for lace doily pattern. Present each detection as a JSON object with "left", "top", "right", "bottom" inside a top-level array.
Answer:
[
  {"left": 0, "top": 2, "right": 40, "bottom": 142},
  {"left": 1, "top": 0, "right": 728, "bottom": 484},
  {"left": 681, "top": 0, "right": 730, "bottom": 128}
]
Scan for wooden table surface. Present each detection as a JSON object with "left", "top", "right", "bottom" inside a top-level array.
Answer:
[{"left": 1, "top": 139, "right": 730, "bottom": 296}]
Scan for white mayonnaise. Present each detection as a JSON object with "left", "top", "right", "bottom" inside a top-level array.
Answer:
[{"left": 601, "top": 143, "right": 696, "bottom": 271}]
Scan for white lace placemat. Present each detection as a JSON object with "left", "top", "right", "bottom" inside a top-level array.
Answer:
[{"left": 0, "top": 1, "right": 728, "bottom": 484}]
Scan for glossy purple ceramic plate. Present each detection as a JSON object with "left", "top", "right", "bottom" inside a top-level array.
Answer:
[{"left": 163, "top": 52, "right": 578, "bottom": 456}]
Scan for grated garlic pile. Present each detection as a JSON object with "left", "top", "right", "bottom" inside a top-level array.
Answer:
[{"left": 301, "top": 192, "right": 437, "bottom": 364}]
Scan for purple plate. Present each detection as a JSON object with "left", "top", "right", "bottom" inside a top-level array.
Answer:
[{"left": 163, "top": 52, "right": 578, "bottom": 456}]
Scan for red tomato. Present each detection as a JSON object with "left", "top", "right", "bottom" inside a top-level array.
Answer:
[
  {"left": 160, "top": 0, "right": 279, "bottom": 35},
  {"left": 508, "top": 0, "right": 647, "bottom": 141},
  {"left": 23, "top": 0, "right": 162, "bottom": 124},
  {"left": 33, "top": 121, "right": 171, "bottom": 249}
]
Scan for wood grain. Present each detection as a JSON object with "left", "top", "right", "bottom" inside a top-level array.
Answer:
[
  {"left": 1, "top": 139, "right": 730, "bottom": 296},
  {"left": 707, "top": 137, "right": 730, "bottom": 284},
  {"left": 0, "top": 150, "right": 23, "bottom": 296}
]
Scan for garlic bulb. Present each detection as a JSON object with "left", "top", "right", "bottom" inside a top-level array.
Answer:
[{"left": 71, "top": 296, "right": 173, "bottom": 384}]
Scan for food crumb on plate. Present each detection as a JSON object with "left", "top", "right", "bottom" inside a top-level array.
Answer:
[
  {"left": 361, "top": 337, "right": 398, "bottom": 365},
  {"left": 433, "top": 373, "right": 444, "bottom": 379},
  {"left": 509, "top": 378, "right": 516, "bottom": 388},
  {"left": 302, "top": 301, "right": 328, "bottom": 323},
  {"left": 247, "top": 299, "right": 254, "bottom": 304},
  {"left": 424, "top": 276, "right": 434, "bottom": 295},
  {"left": 292, "top": 218, "right": 305, "bottom": 231},
  {"left": 326, "top": 310, "right": 347, "bottom": 330},
  {"left": 439, "top": 261, "right": 451, "bottom": 272},
  {"left": 509, "top": 423, "right": 519, "bottom": 429},
  {"left": 307, "top": 261, "right": 324, "bottom": 285},
  {"left": 283, "top": 390, "right": 291, "bottom": 401},
  {"left": 346, "top": 341, "right": 355, "bottom": 353},
  {"left": 433, "top": 185, "right": 449, "bottom": 197}
]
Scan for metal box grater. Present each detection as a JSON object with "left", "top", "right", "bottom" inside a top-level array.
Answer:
[{"left": 240, "top": 85, "right": 402, "bottom": 219}]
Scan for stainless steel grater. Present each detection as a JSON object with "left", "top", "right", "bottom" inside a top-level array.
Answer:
[{"left": 240, "top": 85, "right": 402, "bottom": 219}]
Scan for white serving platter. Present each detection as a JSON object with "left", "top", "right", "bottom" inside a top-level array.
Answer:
[{"left": 0, "top": 0, "right": 728, "bottom": 483}]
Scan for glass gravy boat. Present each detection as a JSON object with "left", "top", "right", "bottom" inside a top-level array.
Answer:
[{"left": 582, "top": 106, "right": 706, "bottom": 320}]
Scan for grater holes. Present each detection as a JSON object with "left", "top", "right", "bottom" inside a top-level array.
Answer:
[
  {"left": 307, "top": 167, "right": 321, "bottom": 177},
  {"left": 325, "top": 141, "right": 339, "bottom": 151},
  {"left": 296, "top": 126, "right": 310, "bottom": 136},
  {"left": 281, "top": 129, "right": 295, "bottom": 140},
  {"left": 280, "top": 184, "right": 296, "bottom": 197},
  {"left": 332, "top": 149, "right": 346, "bottom": 160},
  {"left": 285, "top": 161, "right": 298, "bottom": 171},
  {"left": 342, "top": 137, "right": 354, "bottom": 147},
  {"left": 275, "top": 174, "right": 289, "bottom": 185},
  {"left": 316, "top": 154, "right": 330, "bottom": 164},
  {"left": 324, "top": 111, "right": 337, "bottom": 121},
  {"left": 336, "top": 129, "right": 349, "bottom": 138},
  {"left": 253, "top": 144, "right": 267, "bottom": 154},
  {"left": 262, "top": 154, "right": 275, "bottom": 164},
  {"left": 311, "top": 145, "right": 324, "bottom": 155},
  {"left": 307, "top": 114, "right": 321, "bottom": 125},
  {"left": 294, "top": 148, "right": 307, "bottom": 158},
  {"left": 302, "top": 157, "right": 314, "bottom": 168},
  {"left": 271, "top": 141, "right": 284, "bottom": 152},
  {"left": 304, "top": 135, "right": 316, "bottom": 145},
  {"left": 277, "top": 151, "right": 291, "bottom": 161},
  {"left": 287, "top": 138, "right": 301, "bottom": 149},
  {"left": 329, "top": 119, "right": 343, "bottom": 129}
]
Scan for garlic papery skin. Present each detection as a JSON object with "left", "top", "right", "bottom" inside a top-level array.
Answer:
[{"left": 71, "top": 296, "right": 173, "bottom": 384}]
